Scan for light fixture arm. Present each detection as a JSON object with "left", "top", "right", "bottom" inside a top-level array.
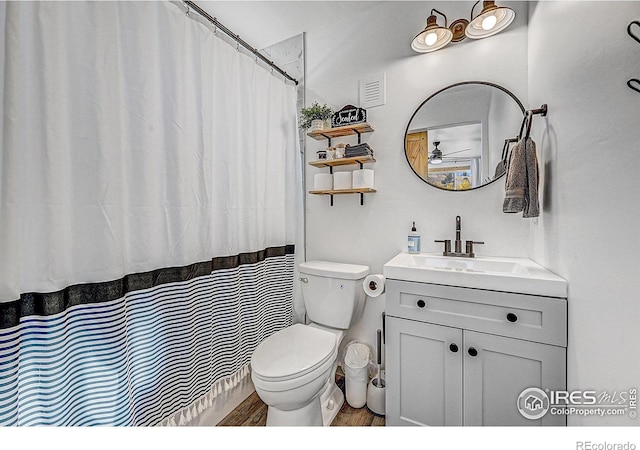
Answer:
[
  {"left": 470, "top": 1, "right": 498, "bottom": 21},
  {"left": 430, "top": 8, "right": 448, "bottom": 28},
  {"left": 470, "top": 1, "right": 481, "bottom": 21}
]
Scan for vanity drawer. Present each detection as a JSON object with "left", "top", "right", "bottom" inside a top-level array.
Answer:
[{"left": 385, "top": 280, "right": 567, "bottom": 347}]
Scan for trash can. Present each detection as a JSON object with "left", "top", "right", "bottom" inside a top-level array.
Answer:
[{"left": 344, "top": 342, "right": 370, "bottom": 408}]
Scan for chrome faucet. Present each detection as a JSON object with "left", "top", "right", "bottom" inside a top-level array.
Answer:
[{"left": 435, "top": 215, "right": 484, "bottom": 258}]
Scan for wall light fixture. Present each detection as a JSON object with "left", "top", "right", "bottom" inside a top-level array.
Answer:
[
  {"left": 412, "top": 1, "right": 515, "bottom": 54},
  {"left": 411, "top": 9, "right": 453, "bottom": 53},
  {"left": 465, "top": 1, "right": 515, "bottom": 39}
]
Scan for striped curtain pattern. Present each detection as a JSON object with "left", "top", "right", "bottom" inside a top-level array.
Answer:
[{"left": 0, "top": 252, "right": 294, "bottom": 426}]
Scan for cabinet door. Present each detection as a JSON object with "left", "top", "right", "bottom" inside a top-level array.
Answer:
[
  {"left": 386, "top": 316, "right": 463, "bottom": 426},
  {"left": 463, "top": 331, "right": 566, "bottom": 426}
]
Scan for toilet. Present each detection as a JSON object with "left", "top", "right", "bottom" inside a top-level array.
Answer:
[{"left": 250, "top": 260, "right": 370, "bottom": 426}]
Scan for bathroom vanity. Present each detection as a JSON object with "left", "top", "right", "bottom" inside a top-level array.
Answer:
[{"left": 383, "top": 252, "right": 567, "bottom": 426}]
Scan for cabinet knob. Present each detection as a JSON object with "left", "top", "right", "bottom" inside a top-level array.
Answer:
[
  {"left": 416, "top": 299, "right": 426, "bottom": 309},
  {"left": 506, "top": 312, "right": 518, "bottom": 323},
  {"left": 468, "top": 347, "right": 478, "bottom": 357},
  {"left": 449, "top": 343, "right": 459, "bottom": 353}
]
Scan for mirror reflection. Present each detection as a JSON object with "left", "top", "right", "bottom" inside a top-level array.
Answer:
[{"left": 404, "top": 81, "right": 524, "bottom": 191}]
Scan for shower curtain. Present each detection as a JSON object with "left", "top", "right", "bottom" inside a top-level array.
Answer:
[{"left": 0, "top": 1, "right": 301, "bottom": 425}]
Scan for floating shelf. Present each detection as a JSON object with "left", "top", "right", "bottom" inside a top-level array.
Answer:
[
  {"left": 309, "top": 188, "right": 377, "bottom": 196},
  {"left": 306, "top": 122, "right": 374, "bottom": 143},
  {"left": 307, "top": 121, "right": 376, "bottom": 206},
  {"left": 309, "top": 188, "right": 376, "bottom": 206},
  {"left": 308, "top": 155, "right": 376, "bottom": 169}
]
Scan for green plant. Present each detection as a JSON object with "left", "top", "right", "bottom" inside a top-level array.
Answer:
[{"left": 299, "top": 102, "right": 333, "bottom": 129}]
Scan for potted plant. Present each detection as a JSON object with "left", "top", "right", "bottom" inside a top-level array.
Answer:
[{"left": 299, "top": 102, "right": 333, "bottom": 131}]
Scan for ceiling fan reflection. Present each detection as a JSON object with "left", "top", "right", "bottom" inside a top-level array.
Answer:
[{"left": 428, "top": 141, "right": 471, "bottom": 165}]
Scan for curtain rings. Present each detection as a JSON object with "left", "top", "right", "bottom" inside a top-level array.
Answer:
[{"left": 181, "top": 0, "right": 190, "bottom": 16}]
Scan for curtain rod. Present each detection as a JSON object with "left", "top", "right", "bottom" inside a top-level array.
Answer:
[{"left": 182, "top": 1, "right": 299, "bottom": 85}]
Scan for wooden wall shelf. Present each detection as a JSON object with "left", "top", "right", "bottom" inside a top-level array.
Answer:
[
  {"left": 307, "top": 121, "right": 376, "bottom": 206},
  {"left": 306, "top": 123, "right": 374, "bottom": 142},
  {"left": 308, "top": 155, "right": 376, "bottom": 168},
  {"left": 309, "top": 188, "right": 377, "bottom": 196},
  {"left": 309, "top": 188, "right": 376, "bottom": 206}
]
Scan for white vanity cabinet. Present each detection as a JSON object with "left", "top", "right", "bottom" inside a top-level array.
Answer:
[{"left": 385, "top": 279, "right": 567, "bottom": 426}]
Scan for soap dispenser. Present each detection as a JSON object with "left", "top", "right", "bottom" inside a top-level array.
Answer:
[{"left": 408, "top": 222, "right": 421, "bottom": 254}]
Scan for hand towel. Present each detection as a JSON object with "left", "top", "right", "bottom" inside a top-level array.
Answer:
[
  {"left": 503, "top": 136, "right": 540, "bottom": 218},
  {"left": 494, "top": 160, "right": 506, "bottom": 178}
]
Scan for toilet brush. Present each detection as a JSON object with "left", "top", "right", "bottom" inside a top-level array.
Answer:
[{"left": 366, "top": 329, "right": 385, "bottom": 415}]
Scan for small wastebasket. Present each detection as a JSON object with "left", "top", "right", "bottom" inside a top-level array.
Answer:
[{"left": 344, "top": 342, "right": 370, "bottom": 408}]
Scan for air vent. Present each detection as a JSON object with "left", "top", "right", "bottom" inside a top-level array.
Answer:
[{"left": 359, "top": 73, "right": 386, "bottom": 108}]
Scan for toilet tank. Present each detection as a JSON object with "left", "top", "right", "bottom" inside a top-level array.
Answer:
[{"left": 299, "top": 261, "right": 370, "bottom": 330}]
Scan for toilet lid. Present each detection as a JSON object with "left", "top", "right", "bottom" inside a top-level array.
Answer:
[{"left": 251, "top": 324, "right": 337, "bottom": 381}]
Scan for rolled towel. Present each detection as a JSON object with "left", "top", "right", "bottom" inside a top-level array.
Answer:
[{"left": 503, "top": 137, "right": 540, "bottom": 218}]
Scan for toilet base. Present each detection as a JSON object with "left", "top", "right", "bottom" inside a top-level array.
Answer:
[
  {"left": 265, "top": 395, "right": 323, "bottom": 426},
  {"left": 319, "top": 380, "right": 344, "bottom": 426},
  {"left": 262, "top": 361, "right": 344, "bottom": 426}
]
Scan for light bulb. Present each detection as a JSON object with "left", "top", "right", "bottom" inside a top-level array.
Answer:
[
  {"left": 481, "top": 14, "right": 497, "bottom": 30},
  {"left": 425, "top": 32, "right": 438, "bottom": 46}
]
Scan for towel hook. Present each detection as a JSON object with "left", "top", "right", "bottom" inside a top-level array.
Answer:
[
  {"left": 518, "top": 104, "right": 548, "bottom": 139},
  {"left": 525, "top": 111, "right": 535, "bottom": 138},
  {"left": 518, "top": 111, "right": 532, "bottom": 140},
  {"left": 628, "top": 21, "right": 640, "bottom": 45}
]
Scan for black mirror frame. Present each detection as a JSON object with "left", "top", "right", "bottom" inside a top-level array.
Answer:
[{"left": 404, "top": 81, "right": 525, "bottom": 192}]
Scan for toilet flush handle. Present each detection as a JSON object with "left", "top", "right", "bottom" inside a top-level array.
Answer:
[{"left": 299, "top": 277, "right": 308, "bottom": 283}]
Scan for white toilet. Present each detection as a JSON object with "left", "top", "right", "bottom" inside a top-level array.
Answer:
[{"left": 250, "top": 260, "right": 370, "bottom": 426}]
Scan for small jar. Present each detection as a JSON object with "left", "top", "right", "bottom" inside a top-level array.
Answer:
[
  {"left": 316, "top": 150, "right": 327, "bottom": 160},
  {"left": 335, "top": 143, "right": 347, "bottom": 158},
  {"left": 327, "top": 146, "right": 337, "bottom": 160}
]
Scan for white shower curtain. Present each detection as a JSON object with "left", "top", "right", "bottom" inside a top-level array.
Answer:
[
  {"left": 0, "top": 0, "right": 299, "bottom": 299},
  {"left": 0, "top": 1, "right": 301, "bottom": 425}
]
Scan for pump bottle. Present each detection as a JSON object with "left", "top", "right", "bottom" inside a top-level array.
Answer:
[{"left": 408, "top": 222, "right": 421, "bottom": 254}]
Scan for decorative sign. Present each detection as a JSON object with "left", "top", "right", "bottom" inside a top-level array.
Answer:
[{"left": 331, "top": 105, "right": 367, "bottom": 128}]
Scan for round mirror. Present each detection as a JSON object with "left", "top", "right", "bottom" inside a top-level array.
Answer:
[{"left": 404, "top": 81, "right": 525, "bottom": 191}]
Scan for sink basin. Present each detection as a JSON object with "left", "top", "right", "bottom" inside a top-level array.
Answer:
[{"left": 383, "top": 252, "right": 567, "bottom": 297}]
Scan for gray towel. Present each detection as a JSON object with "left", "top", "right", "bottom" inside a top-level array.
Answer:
[
  {"left": 494, "top": 161, "right": 506, "bottom": 178},
  {"left": 503, "top": 136, "right": 539, "bottom": 218}
]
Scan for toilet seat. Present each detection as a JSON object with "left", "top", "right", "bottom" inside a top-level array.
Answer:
[{"left": 251, "top": 324, "right": 337, "bottom": 383}]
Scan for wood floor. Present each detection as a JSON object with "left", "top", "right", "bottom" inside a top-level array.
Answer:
[{"left": 217, "top": 373, "right": 385, "bottom": 426}]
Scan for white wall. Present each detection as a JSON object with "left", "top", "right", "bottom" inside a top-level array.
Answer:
[
  {"left": 300, "top": 1, "right": 531, "bottom": 361},
  {"left": 527, "top": 1, "right": 640, "bottom": 426}
]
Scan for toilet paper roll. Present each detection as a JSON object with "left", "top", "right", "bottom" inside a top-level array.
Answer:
[
  {"left": 314, "top": 173, "right": 333, "bottom": 191},
  {"left": 363, "top": 274, "right": 385, "bottom": 297},
  {"left": 333, "top": 172, "right": 352, "bottom": 190},
  {"left": 352, "top": 169, "right": 375, "bottom": 189}
]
